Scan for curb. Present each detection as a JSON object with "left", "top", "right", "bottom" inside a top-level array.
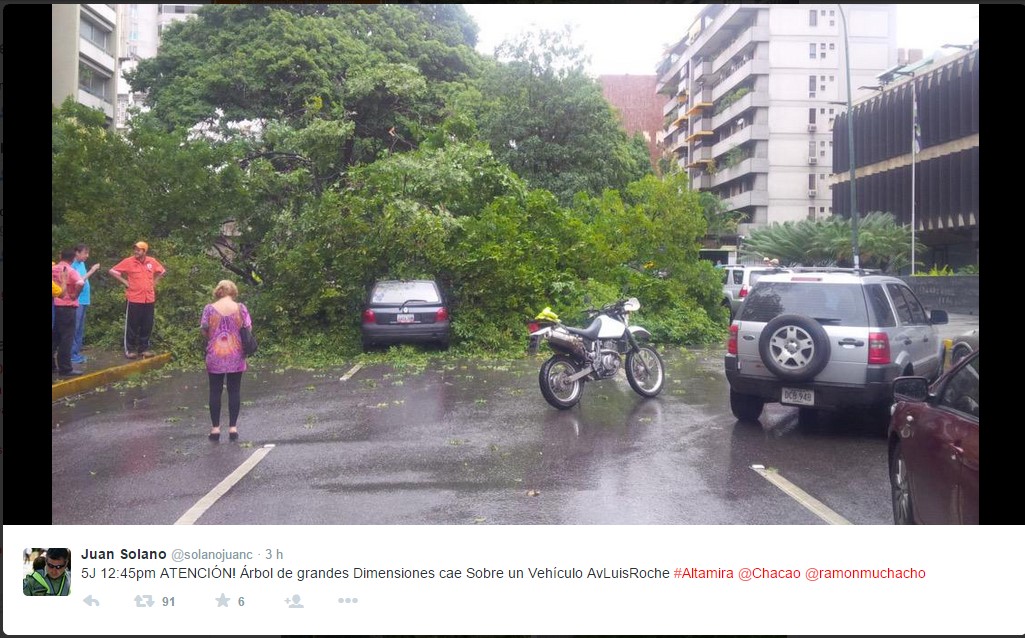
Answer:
[{"left": 52, "top": 353, "right": 173, "bottom": 402}]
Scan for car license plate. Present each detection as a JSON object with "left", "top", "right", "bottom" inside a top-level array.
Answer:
[
  {"left": 782, "top": 387, "right": 814, "bottom": 406},
  {"left": 396, "top": 313, "right": 415, "bottom": 324}
]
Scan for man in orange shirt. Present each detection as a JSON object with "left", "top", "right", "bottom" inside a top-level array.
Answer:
[
  {"left": 109, "top": 241, "right": 167, "bottom": 359},
  {"left": 52, "top": 249, "right": 84, "bottom": 378}
]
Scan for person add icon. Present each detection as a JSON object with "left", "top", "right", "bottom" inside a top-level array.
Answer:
[{"left": 287, "top": 594, "right": 304, "bottom": 608}]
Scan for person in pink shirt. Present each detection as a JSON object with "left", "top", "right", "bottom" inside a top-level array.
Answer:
[
  {"left": 52, "top": 248, "right": 84, "bottom": 378},
  {"left": 108, "top": 241, "right": 167, "bottom": 359}
]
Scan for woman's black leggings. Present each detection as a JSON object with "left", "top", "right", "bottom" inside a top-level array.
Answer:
[{"left": 209, "top": 372, "right": 243, "bottom": 427}]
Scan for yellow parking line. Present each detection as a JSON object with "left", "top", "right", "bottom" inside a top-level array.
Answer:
[
  {"left": 751, "top": 464, "right": 852, "bottom": 525},
  {"left": 175, "top": 445, "right": 275, "bottom": 525},
  {"left": 340, "top": 363, "right": 363, "bottom": 382}
]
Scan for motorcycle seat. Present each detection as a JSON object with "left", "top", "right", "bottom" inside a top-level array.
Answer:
[{"left": 565, "top": 318, "right": 602, "bottom": 340}]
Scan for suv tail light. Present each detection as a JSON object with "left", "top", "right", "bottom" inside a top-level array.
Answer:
[
  {"left": 739, "top": 285, "right": 750, "bottom": 299},
  {"left": 728, "top": 323, "right": 739, "bottom": 355},
  {"left": 868, "top": 332, "right": 890, "bottom": 364},
  {"left": 362, "top": 309, "right": 376, "bottom": 324},
  {"left": 435, "top": 307, "right": 449, "bottom": 321}
]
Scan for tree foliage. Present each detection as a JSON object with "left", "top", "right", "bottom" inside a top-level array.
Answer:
[
  {"left": 53, "top": 9, "right": 726, "bottom": 360},
  {"left": 740, "top": 212, "right": 922, "bottom": 272}
]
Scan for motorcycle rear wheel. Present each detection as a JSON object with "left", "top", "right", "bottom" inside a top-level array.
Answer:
[
  {"left": 626, "top": 346, "right": 665, "bottom": 397},
  {"left": 539, "top": 354, "right": 584, "bottom": 409}
]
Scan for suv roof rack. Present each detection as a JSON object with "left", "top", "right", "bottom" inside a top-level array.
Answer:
[{"left": 790, "top": 266, "right": 882, "bottom": 276}]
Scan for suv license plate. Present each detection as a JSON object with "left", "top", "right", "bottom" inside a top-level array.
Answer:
[
  {"left": 782, "top": 388, "right": 814, "bottom": 406},
  {"left": 396, "top": 313, "right": 415, "bottom": 324}
]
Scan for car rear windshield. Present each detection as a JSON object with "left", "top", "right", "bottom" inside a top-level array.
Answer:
[
  {"left": 739, "top": 282, "right": 868, "bottom": 326},
  {"left": 370, "top": 281, "right": 441, "bottom": 304}
]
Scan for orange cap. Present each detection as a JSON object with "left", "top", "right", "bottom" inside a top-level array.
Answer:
[{"left": 134, "top": 241, "right": 149, "bottom": 252}]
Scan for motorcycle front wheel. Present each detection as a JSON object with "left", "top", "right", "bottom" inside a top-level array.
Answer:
[
  {"left": 539, "top": 354, "right": 584, "bottom": 409},
  {"left": 626, "top": 346, "right": 665, "bottom": 397}
]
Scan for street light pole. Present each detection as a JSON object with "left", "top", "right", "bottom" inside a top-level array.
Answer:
[{"left": 838, "top": 4, "right": 860, "bottom": 269}]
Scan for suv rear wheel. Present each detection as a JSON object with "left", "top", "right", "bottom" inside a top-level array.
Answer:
[
  {"left": 730, "top": 389, "right": 764, "bottom": 422},
  {"left": 758, "top": 314, "right": 831, "bottom": 382}
]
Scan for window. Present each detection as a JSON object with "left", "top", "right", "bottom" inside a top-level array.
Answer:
[
  {"left": 810, "top": 43, "right": 817, "bottom": 59},
  {"left": 820, "top": 52, "right": 826, "bottom": 59},
  {"left": 821, "top": 10, "right": 826, "bottom": 15},
  {"left": 78, "top": 62, "right": 111, "bottom": 99},
  {"left": 820, "top": 44, "right": 827, "bottom": 51},
  {"left": 809, "top": 10, "right": 818, "bottom": 26},
  {"left": 829, "top": 10, "right": 835, "bottom": 16},
  {"left": 829, "top": 43, "right": 836, "bottom": 50},
  {"left": 808, "top": 207, "right": 816, "bottom": 220},
  {"left": 175, "top": 5, "right": 186, "bottom": 13},
  {"left": 820, "top": 75, "right": 826, "bottom": 81},
  {"left": 819, "top": 174, "right": 826, "bottom": 181},
  {"left": 886, "top": 284, "right": 914, "bottom": 324},
  {"left": 821, "top": 84, "right": 826, "bottom": 91},
  {"left": 940, "top": 354, "right": 980, "bottom": 418},
  {"left": 865, "top": 285, "right": 897, "bottom": 327},
  {"left": 829, "top": 20, "right": 835, "bottom": 26},
  {"left": 79, "top": 16, "right": 111, "bottom": 53},
  {"left": 808, "top": 174, "right": 816, "bottom": 189},
  {"left": 819, "top": 207, "right": 825, "bottom": 213},
  {"left": 820, "top": 108, "right": 826, "bottom": 114},
  {"left": 820, "top": 141, "right": 826, "bottom": 147},
  {"left": 809, "top": 108, "right": 817, "bottom": 124},
  {"left": 809, "top": 141, "right": 817, "bottom": 156},
  {"left": 829, "top": 75, "right": 834, "bottom": 82},
  {"left": 809, "top": 76, "right": 817, "bottom": 91},
  {"left": 820, "top": 150, "right": 826, "bottom": 157},
  {"left": 828, "top": 108, "right": 835, "bottom": 115}
]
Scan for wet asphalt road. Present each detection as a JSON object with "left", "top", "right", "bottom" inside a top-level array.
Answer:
[{"left": 51, "top": 346, "right": 902, "bottom": 526}]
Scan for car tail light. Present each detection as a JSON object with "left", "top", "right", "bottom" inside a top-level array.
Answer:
[
  {"left": 868, "top": 332, "right": 890, "bottom": 364},
  {"left": 528, "top": 322, "right": 540, "bottom": 334},
  {"left": 728, "top": 323, "right": 739, "bottom": 355},
  {"left": 739, "top": 285, "right": 749, "bottom": 299},
  {"left": 362, "top": 309, "right": 376, "bottom": 324},
  {"left": 436, "top": 307, "right": 449, "bottom": 321}
]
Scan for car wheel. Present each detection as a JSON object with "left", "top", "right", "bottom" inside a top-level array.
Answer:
[
  {"left": 758, "top": 314, "right": 831, "bottom": 382},
  {"left": 890, "top": 441, "right": 915, "bottom": 525},
  {"left": 730, "top": 389, "right": 764, "bottom": 422},
  {"left": 950, "top": 342, "right": 973, "bottom": 366}
]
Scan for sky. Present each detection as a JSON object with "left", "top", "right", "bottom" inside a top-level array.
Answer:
[{"left": 462, "top": 4, "right": 980, "bottom": 76}]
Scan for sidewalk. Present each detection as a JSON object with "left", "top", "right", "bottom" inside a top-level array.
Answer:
[{"left": 52, "top": 347, "right": 172, "bottom": 402}]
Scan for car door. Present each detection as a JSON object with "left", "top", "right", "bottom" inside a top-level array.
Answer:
[
  {"left": 904, "top": 353, "right": 979, "bottom": 523},
  {"left": 899, "top": 285, "right": 942, "bottom": 378},
  {"left": 886, "top": 283, "right": 934, "bottom": 376},
  {"left": 938, "top": 352, "right": 979, "bottom": 523}
]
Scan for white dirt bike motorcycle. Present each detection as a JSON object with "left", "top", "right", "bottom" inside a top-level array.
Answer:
[{"left": 527, "top": 298, "right": 665, "bottom": 409}]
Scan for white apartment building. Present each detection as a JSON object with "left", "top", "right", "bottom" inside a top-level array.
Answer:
[
  {"left": 657, "top": 4, "right": 897, "bottom": 238},
  {"left": 52, "top": 4, "right": 120, "bottom": 127},
  {"left": 115, "top": 4, "right": 203, "bottom": 129}
]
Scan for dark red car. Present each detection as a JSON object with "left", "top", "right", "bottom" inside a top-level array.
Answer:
[{"left": 888, "top": 349, "right": 979, "bottom": 524}]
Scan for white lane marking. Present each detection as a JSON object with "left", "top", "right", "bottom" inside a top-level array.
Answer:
[
  {"left": 175, "top": 444, "right": 276, "bottom": 525},
  {"left": 751, "top": 464, "right": 852, "bottom": 525},
  {"left": 339, "top": 363, "right": 363, "bottom": 382}
]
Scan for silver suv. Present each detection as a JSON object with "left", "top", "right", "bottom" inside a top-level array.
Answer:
[
  {"left": 724, "top": 269, "right": 948, "bottom": 423},
  {"left": 721, "top": 265, "right": 789, "bottom": 321}
]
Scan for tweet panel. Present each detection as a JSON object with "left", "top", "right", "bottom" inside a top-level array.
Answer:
[{"left": 5, "top": 524, "right": 1021, "bottom": 635}]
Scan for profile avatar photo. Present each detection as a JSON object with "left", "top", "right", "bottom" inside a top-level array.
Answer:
[{"left": 23, "top": 548, "right": 71, "bottom": 596}]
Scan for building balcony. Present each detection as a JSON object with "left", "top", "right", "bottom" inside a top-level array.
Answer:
[
  {"left": 711, "top": 90, "right": 769, "bottom": 129},
  {"left": 80, "top": 39, "right": 116, "bottom": 72},
  {"left": 712, "top": 25, "right": 770, "bottom": 71},
  {"left": 692, "top": 173, "right": 713, "bottom": 190},
  {"left": 712, "top": 58, "right": 770, "bottom": 103},
  {"left": 694, "top": 59, "right": 714, "bottom": 83},
  {"left": 712, "top": 124, "right": 768, "bottom": 157},
  {"left": 711, "top": 157, "right": 770, "bottom": 188},
  {"left": 685, "top": 90, "right": 714, "bottom": 117},
  {"left": 723, "top": 189, "right": 768, "bottom": 210},
  {"left": 78, "top": 88, "right": 115, "bottom": 119},
  {"left": 666, "top": 114, "right": 688, "bottom": 137},
  {"left": 670, "top": 134, "right": 689, "bottom": 154},
  {"left": 684, "top": 4, "right": 741, "bottom": 59},
  {"left": 84, "top": 3, "right": 116, "bottom": 26}
]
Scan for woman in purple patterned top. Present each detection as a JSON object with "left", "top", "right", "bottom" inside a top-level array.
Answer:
[{"left": 201, "top": 280, "right": 252, "bottom": 442}]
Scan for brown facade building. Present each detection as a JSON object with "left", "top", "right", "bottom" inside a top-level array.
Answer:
[{"left": 599, "top": 75, "right": 665, "bottom": 169}]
